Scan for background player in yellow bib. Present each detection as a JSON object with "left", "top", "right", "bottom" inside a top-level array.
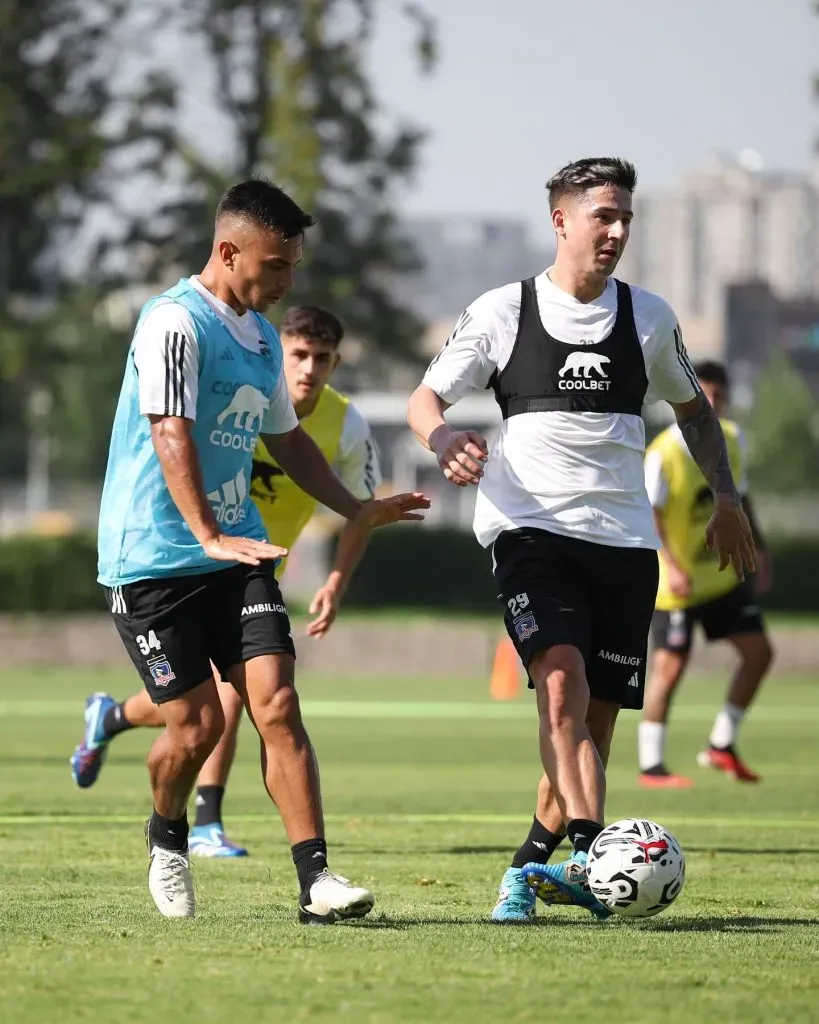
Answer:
[
  {"left": 71, "top": 305, "right": 382, "bottom": 857},
  {"left": 638, "top": 361, "right": 774, "bottom": 788}
]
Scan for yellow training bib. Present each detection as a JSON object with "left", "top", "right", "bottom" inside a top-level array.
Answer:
[
  {"left": 250, "top": 384, "right": 349, "bottom": 580},
  {"left": 651, "top": 419, "right": 745, "bottom": 611}
]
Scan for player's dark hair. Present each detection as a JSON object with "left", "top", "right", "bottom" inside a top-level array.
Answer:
[
  {"left": 216, "top": 178, "right": 315, "bottom": 238},
  {"left": 693, "top": 360, "right": 729, "bottom": 388},
  {"left": 280, "top": 305, "right": 344, "bottom": 348},
  {"left": 546, "top": 158, "right": 638, "bottom": 211}
]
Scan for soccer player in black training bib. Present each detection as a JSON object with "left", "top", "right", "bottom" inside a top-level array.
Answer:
[{"left": 407, "top": 157, "right": 755, "bottom": 922}]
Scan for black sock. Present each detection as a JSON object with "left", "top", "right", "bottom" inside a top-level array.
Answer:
[
  {"left": 511, "top": 816, "right": 566, "bottom": 868},
  {"left": 194, "top": 785, "right": 224, "bottom": 828},
  {"left": 102, "top": 702, "right": 135, "bottom": 739},
  {"left": 148, "top": 809, "right": 189, "bottom": 853},
  {"left": 566, "top": 818, "right": 604, "bottom": 856},
  {"left": 292, "top": 837, "right": 328, "bottom": 892}
]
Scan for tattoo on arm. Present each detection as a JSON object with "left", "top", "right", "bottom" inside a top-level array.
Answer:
[{"left": 676, "top": 395, "right": 741, "bottom": 506}]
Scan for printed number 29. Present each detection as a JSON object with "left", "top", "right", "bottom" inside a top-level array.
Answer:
[
  {"left": 136, "top": 630, "right": 162, "bottom": 656},
  {"left": 507, "top": 593, "right": 529, "bottom": 618}
]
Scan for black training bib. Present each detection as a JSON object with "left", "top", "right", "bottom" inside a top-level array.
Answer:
[{"left": 489, "top": 278, "right": 649, "bottom": 418}]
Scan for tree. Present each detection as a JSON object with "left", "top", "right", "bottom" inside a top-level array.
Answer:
[
  {"left": 745, "top": 351, "right": 819, "bottom": 492},
  {"left": 129, "top": 0, "right": 436, "bottom": 367},
  {"left": 0, "top": 0, "right": 186, "bottom": 485},
  {"left": 0, "top": 1, "right": 121, "bottom": 484}
]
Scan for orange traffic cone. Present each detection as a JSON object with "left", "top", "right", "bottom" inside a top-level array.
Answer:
[{"left": 490, "top": 636, "right": 521, "bottom": 700}]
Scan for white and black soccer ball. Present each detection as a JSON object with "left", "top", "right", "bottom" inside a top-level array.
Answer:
[{"left": 586, "top": 818, "right": 685, "bottom": 918}]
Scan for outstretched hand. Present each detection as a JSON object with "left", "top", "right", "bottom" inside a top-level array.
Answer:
[
  {"left": 202, "top": 534, "right": 288, "bottom": 567},
  {"left": 353, "top": 492, "right": 431, "bottom": 529}
]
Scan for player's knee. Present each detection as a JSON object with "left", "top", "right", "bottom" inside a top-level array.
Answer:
[
  {"left": 175, "top": 705, "right": 225, "bottom": 763},
  {"left": 650, "top": 649, "right": 687, "bottom": 689},
  {"left": 220, "top": 691, "right": 245, "bottom": 733},
  {"left": 742, "top": 634, "right": 774, "bottom": 675},
  {"left": 254, "top": 684, "right": 302, "bottom": 735}
]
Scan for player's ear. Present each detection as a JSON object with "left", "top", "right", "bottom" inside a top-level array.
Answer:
[
  {"left": 552, "top": 208, "right": 566, "bottom": 238},
  {"left": 330, "top": 351, "right": 341, "bottom": 373},
  {"left": 218, "top": 239, "right": 237, "bottom": 269}
]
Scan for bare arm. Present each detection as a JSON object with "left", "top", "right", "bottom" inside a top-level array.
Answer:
[
  {"left": 305, "top": 519, "right": 373, "bottom": 639},
  {"left": 669, "top": 394, "right": 756, "bottom": 578},
  {"left": 262, "top": 426, "right": 363, "bottom": 520},
  {"left": 149, "top": 416, "right": 285, "bottom": 565},
  {"left": 407, "top": 384, "right": 488, "bottom": 487},
  {"left": 670, "top": 394, "right": 740, "bottom": 506},
  {"left": 407, "top": 383, "right": 451, "bottom": 452},
  {"left": 261, "top": 425, "right": 430, "bottom": 528},
  {"left": 326, "top": 519, "right": 372, "bottom": 597}
]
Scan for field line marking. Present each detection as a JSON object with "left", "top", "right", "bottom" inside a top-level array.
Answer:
[{"left": 0, "top": 700, "right": 816, "bottom": 722}]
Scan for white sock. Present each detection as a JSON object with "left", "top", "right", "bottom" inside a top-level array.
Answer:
[
  {"left": 709, "top": 703, "right": 745, "bottom": 749},
  {"left": 638, "top": 721, "right": 666, "bottom": 771}
]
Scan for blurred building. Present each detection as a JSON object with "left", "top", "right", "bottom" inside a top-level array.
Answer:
[
  {"left": 617, "top": 151, "right": 819, "bottom": 359},
  {"left": 725, "top": 280, "right": 819, "bottom": 402},
  {"left": 394, "top": 214, "right": 551, "bottom": 358}
]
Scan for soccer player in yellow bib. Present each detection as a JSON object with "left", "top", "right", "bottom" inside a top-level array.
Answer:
[
  {"left": 71, "top": 305, "right": 382, "bottom": 857},
  {"left": 638, "top": 361, "right": 773, "bottom": 788}
]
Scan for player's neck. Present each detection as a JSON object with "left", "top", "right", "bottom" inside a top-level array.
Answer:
[
  {"left": 547, "top": 261, "right": 608, "bottom": 304},
  {"left": 197, "top": 262, "right": 247, "bottom": 315},
  {"left": 291, "top": 394, "right": 320, "bottom": 420}
]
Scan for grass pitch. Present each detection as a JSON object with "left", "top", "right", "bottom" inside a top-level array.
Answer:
[{"left": 1, "top": 667, "right": 817, "bottom": 1023}]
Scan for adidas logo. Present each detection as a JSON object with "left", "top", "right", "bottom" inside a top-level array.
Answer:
[
  {"left": 627, "top": 672, "right": 640, "bottom": 688},
  {"left": 207, "top": 468, "right": 248, "bottom": 526},
  {"left": 220, "top": 347, "right": 235, "bottom": 361}
]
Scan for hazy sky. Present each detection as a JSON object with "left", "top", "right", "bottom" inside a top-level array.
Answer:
[{"left": 368, "top": 0, "right": 819, "bottom": 245}]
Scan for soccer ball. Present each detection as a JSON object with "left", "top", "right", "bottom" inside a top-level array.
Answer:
[{"left": 586, "top": 818, "right": 685, "bottom": 918}]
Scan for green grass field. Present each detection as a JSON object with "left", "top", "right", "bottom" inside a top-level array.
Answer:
[{"left": 1, "top": 667, "right": 818, "bottom": 1024}]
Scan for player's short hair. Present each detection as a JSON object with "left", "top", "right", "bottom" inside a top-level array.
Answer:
[
  {"left": 693, "top": 360, "right": 729, "bottom": 388},
  {"left": 280, "top": 305, "right": 344, "bottom": 348},
  {"left": 546, "top": 158, "right": 638, "bottom": 212},
  {"left": 215, "top": 178, "right": 315, "bottom": 238}
]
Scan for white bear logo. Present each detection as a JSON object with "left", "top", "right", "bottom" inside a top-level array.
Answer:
[
  {"left": 558, "top": 352, "right": 611, "bottom": 379},
  {"left": 216, "top": 385, "right": 270, "bottom": 431}
]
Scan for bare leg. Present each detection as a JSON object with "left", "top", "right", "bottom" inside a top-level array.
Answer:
[
  {"left": 528, "top": 697, "right": 620, "bottom": 841},
  {"left": 122, "top": 689, "right": 165, "bottom": 728},
  {"left": 707, "top": 632, "right": 773, "bottom": 755},
  {"left": 530, "top": 645, "right": 604, "bottom": 824},
  {"left": 196, "top": 682, "right": 244, "bottom": 789},
  {"left": 638, "top": 648, "right": 688, "bottom": 773},
  {"left": 642, "top": 649, "right": 689, "bottom": 724},
  {"left": 146, "top": 677, "right": 224, "bottom": 820},
  {"left": 724, "top": 633, "right": 773, "bottom": 711},
  {"left": 229, "top": 654, "right": 323, "bottom": 844}
]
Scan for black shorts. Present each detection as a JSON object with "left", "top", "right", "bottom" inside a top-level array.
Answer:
[
  {"left": 103, "top": 563, "right": 295, "bottom": 704},
  {"left": 651, "top": 582, "right": 765, "bottom": 655},
  {"left": 492, "top": 528, "right": 659, "bottom": 710}
]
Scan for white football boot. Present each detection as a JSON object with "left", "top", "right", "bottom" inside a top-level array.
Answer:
[
  {"left": 298, "top": 869, "right": 375, "bottom": 925},
  {"left": 146, "top": 824, "right": 195, "bottom": 918}
]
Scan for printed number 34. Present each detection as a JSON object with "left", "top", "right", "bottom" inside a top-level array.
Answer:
[
  {"left": 136, "top": 630, "right": 162, "bottom": 656},
  {"left": 507, "top": 593, "right": 529, "bottom": 618}
]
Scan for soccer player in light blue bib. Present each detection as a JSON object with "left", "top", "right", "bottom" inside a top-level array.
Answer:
[{"left": 79, "top": 179, "right": 429, "bottom": 922}]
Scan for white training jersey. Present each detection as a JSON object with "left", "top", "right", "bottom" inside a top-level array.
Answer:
[
  {"left": 422, "top": 270, "right": 699, "bottom": 550},
  {"left": 133, "top": 275, "right": 298, "bottom": 435},
  {"left": 335, "top": 403, "right": 383, "bottom": 500}
]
